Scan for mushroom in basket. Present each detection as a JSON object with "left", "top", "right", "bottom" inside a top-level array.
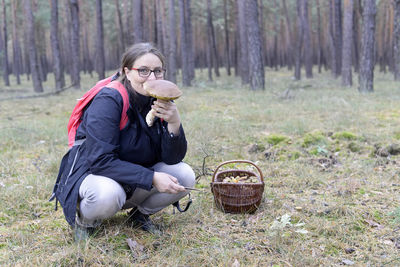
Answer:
[{"left": 143, "top": 80, "right": 182, "bottom": 127}]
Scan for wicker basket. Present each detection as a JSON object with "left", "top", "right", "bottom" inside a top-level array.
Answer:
[{"left": 210, "top": 160, "right": 264, "bottom": 214}]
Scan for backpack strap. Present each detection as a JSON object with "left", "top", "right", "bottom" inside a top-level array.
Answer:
[
  {"left": 107, "top": 80, "right": 129, "bottom": 130},
  {"left": 67, "top": 76, "right": 114, "bottom": 147}
]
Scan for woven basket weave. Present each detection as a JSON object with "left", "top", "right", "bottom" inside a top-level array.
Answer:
[{"left": 210, "top": 160, "right": 264, "bottom": 214}]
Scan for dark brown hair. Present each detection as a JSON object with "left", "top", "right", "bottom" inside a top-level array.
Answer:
[{"left": 119, "top": 42, "right": 165, "bottom": 82}]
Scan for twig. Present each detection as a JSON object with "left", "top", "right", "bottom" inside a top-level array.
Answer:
[{"left": 0, "top": 84, "right": 74, "bottom": 102}]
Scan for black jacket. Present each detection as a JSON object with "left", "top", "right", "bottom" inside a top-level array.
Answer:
[{"left": 53, "top": 85, "right": 187, "bottom": 226}]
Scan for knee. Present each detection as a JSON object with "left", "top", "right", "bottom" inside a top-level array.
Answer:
[
  {"left": 81, "top": 180, "right": 126, "bottom": 220},
  {"left": 176, "top": 163, "right": 196, "bottom": 188}
]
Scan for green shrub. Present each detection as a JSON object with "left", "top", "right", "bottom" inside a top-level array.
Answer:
[
  {"left": 332, "top": 131, "right": 358, "bottom": 140},
  {"left": 266, "top": 134, "right": 288, "bottom": 146},
  {"left": 302, "top": 131, "right": 326, "bottom": 147}
]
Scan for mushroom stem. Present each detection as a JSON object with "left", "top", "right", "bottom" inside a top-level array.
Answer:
[{"left": 146, "top": 109, "right": 156, "bottom": 126}]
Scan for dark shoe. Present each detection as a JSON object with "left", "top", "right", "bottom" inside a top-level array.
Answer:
[
  {"left": 128, "top": 208, "right": 162, "bottom": 235},
  {"left": 73, "top": 223, "right": 95, "bottom": 243}
]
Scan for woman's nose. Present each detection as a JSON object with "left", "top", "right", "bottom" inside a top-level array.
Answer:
[{"left": 147, "top": 72, "right": 157, "bottom": 80}]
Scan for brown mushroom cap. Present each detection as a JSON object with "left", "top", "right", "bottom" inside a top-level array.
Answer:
[{"left": 143, "top": 80, "right": 182, "bottom": 100}]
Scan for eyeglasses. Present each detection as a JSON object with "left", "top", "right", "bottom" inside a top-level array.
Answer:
[{"left": 131, "top": 67, "right": 166, "bottom": 78}]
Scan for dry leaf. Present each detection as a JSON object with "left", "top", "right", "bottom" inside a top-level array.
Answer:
[
  {"left": 365, "top": 219, "right": 383, "bottom": 229},
  {"left": 231, "top": 259, "right": 240, "bottom": 267},
  {"left": 127, "top": 238, "right": 144, "bottom": 258}
]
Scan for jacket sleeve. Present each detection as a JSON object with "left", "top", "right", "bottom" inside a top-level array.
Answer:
[
  {"left": 160, "top": 123, "right": 187, "bottom": 164},
  {"left": 84, "top": 88, "right": 153, "bottom": 191}
]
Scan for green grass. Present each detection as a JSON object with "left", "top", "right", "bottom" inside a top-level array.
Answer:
[{"left": 1, "top": 68, "right": 400, "bottom": 266}]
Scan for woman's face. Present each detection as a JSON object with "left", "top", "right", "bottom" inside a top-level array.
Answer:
[{"left": 124, "top": 53, "right": 164, "bottom": 95}]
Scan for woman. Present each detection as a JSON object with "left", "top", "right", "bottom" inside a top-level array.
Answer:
[{"left": 54, "top": 43, "right": 195, "bottom": 241}]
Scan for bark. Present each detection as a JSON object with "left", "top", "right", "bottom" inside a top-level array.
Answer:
[
  {"left": 69, "top": 0, "right": 80, "bottom": 89},
  {"left": 95, "top": 0, "right": 105, "bottom": 80},
  {"left": 358, "top": 0, "right": 376, "bottom": 93},
  {"left": 353, "top": 0, "right": 361, "bottom": 73},
  {"left": 341, "top": 0, "right": 354, "bottom": 87},
  {"left": 2, "top": 0, "right": 10, "bottom": 86},
  {"left": 237, "top": 0, "right": 249, "bottom": 84},
  {"left": 160, "top": 0, "right": 170, "bottom": 77},
  {"left": 185, "top": 0, "right": 195, "bottom": 80},
  {"left": 302, "top": 0, "right": 313, "bottom": 78},
  {"left": 155, "top": 0, "right": 163, "bottom": 53},
  {"left": 207, "top": 0, "right": 220, "bottom": 77},
  {"left": 246, "top": 0, "right": 264, "bottom": 90},
  {"left": 24, "top": 0, "right": 43, "bottom": 92},
  {"left": 394, "top": 0, "right": 400, "bottom": 80},
  {"left": 50, "top": 0, "right": 65, "bottom": 91},
  {"left": 334, "top": 0, "right": 343, "bottom": 76},
  {"left": 282, "top": 0, "right": 293, "bottom": 70},
  {"left": 206, "top": 19, "right": 213, "bottom": 81},
  {"left": 179, "top": 0, "right": 190, "bottom": 86},
  {"left": 133, "top": 0, "right": 143, "bottom": 43},
  {"left": 11, "top": 0, "right": 22, "bottom": 84},
  {"left": 168, "top": 0, "right": 177, "bottom": 83},
  {"left": 294, "top": 0, "right": 303, "bottom": 80},
  {"left": 272, "top": 0, "right": 279, "bottom": 71},
  {"left": 114, "top": 0, "right": 125, "bottom": 54},
  {"left": 223, "top": 0, "right": 231, "bottom": 75},
  {"left": 315, "top": 0, "right": 323, "bottom": 73},
  {"left": 329, "top": 0, "right": 338, "bottom": 77}
]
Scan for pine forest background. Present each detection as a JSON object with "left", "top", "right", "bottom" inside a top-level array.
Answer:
[{"left": 0, "top": 0, "right": 399, "bottom": 93}]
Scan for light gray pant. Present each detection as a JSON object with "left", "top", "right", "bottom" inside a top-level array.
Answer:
[{"left": 77, "top": 162, "right": 195, "bottom": 227}]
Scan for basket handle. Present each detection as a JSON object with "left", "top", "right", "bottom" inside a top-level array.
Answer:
[{"left": 211, "top": 160, "right": 264, "bottom": 183}]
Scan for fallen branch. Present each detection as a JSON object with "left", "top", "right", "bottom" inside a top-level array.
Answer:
[{"left": 0, "top": 84, "right": 75, "bottom": 102}]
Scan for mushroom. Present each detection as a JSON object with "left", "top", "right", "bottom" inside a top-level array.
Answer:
[{"left": 143, "top": 80, "right": 182, "bottom": 127}]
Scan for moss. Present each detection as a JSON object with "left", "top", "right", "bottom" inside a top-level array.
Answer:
[
  {"left": 302, "top": 131, "right": 326, "bottom": 147},
  {"left": 394, "top": 132, "right": 400, "bottom": 140},
  {"left": 348, "top": 142, "right": 361, "bottom": 152},
  {"left": 289, "top": 151, "right": 301, "bottom": 160},
  {"left": 332, "top": 131, "right": 358, "bottom": 140},
  {"left": 266, "top": 134, "right": 288, "bottom": 146}
]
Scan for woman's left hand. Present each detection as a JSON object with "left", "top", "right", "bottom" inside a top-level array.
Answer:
[{"left": 152, "top": 99, "right": 181, "bottom": 133}]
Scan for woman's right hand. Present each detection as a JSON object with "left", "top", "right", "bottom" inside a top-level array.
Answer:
[{"left": 152, "top": 172, "right": 186, "bottom": 194}]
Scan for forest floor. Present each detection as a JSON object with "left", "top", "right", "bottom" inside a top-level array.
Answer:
[{"left": 1, "top": 68, "right": 400, "bottom": 266}]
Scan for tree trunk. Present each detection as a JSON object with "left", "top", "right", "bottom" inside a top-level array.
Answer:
[
  {"left": 246, "top": 0, "right": 264, "bottom": 90},
  {"left": 207, "top": 0, "right": 220, "bottom": 78},
  {"left": 302, "top": 0, "right": 313, "bottom": 78},
  {"left": 50, "top": 0, "right": 65, "bottom": 91},
  {"left": 329, "top": 0, "right": 338, "bottom": 77},
  {"left": 179, "top": 0, "right": 190, "bottom": 86},
  {"left": 2, "top": 0, "right": 10, "bottom": 86},
  {"left": 237, "top": 0, "right": 249, "bottom": 84},
  {"left": 133, "top": 0, "right": 143, "bottom": 43},
  {"left": 294, "top": 0, "right": 303, "bottom": 80},
  {"left": 223, "top": 0, "right": 231, "bottom": 76},
  {"left": 282, "top": 0, "right": 293, "bottom": 70},
  {"left": 114, "top": 0, "right": 125, "bottom": 54},
  {"left": 358, "top": 0, "right": 376, "bottom": 93},
  {"left": 353, "top": 0, "right": 361, "bottom": 73},
  {"left": 206, "top": 19, "right": 213, "bottom": 81},
  {"left": 185, "top": 0, "right": 195, "bottom": 80},
  {"left": 334, "top": 0, "right": 343, "bottom": 76},
  {"left": 315, "top": 0, "right": 323, "bottom": 73},
  {"left": 168, "top": 0, "right": 177, "bottom": 83},
  {"left": 69, "top": 0, "right": 80, "bottom": 89},
  {"left": 341, "top": 0, "right": 354, "bottom": 87},
  {"left": 95, "top": 0, "right": 105, "bottom": 80},
  {"left": 394, "top": 0, "right": 400, "bottom": 80},
  {"left": 155, "top": 0, "right": 163, "bottom": 53},
  {"left": 24, "top": 0, "right": 43, "bottom": 92},
  {"left": 11, "top": 0, "right": 22, "bottom": 85}
]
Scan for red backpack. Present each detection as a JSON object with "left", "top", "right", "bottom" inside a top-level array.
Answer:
[{"left": 67, "top": 75, "right": 129, "bottom": 147}]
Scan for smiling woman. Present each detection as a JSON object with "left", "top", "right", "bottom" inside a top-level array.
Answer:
[{"left": 51, "top": 43, "right": 195, "bottom": 241}]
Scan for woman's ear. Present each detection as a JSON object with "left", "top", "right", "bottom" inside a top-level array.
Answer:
[{"left": 123, "top": 67, "right": 129, "bottom": 75}]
